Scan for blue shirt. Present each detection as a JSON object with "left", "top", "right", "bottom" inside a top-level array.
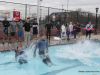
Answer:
[{"left": 34, "top": 39, "right": 48, "bottom": 54}]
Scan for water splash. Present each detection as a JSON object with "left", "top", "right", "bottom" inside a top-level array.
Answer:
[{"left": 55, "top": 40, "right": 100, "bottom": 67}]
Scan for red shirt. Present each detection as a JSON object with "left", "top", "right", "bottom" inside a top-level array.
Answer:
[{"left": 73, "top": 26, "right": 78, "bottom": 32}]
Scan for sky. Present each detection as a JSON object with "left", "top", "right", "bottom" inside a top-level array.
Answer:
[
  {"left": 0, "top": 0, "right": 100, "bottom": 13},
  {"left": 0, "top": 0, "right": 100, "bottom": 18}
]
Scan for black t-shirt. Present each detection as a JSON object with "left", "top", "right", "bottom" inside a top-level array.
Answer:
[
  {"left": 77, "top": 24, "right": 81, "bottom": 32},
  {"left": 2, "top": 20, "right": 10, "bottom": 27},
  {"left": 45, "top": 24, "right": 53, "bottom": 30},
  {"left": 23, "top": 22, "right": 32, "bottom": 32},
  {"left": 77, "top": 24, "right": 81, "bottom": 28}
]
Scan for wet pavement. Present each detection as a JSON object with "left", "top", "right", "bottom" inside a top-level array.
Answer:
[{"left": 0, "top": 34, "right": 100, "bottom": 52}]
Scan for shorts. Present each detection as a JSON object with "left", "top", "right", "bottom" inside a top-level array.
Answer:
[
  {"left": 4, "top": 28, "right": 10, "bottom": 36},
  {"left": 33, "top": 29, "right": 38, "bottom": 34},
  {"left": 18, "top": 31, "right": 23, "bottom": 36},
  {"left": 10, "top": 32, "right": 15, "bottom": 36}
]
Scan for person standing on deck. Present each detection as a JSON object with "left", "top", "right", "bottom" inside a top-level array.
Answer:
[
  {"left": 85, "top": 21, "right": 93, "bottom": 40},
  {"left": 45, "top": 21, "right": 53, "bottom": 43},
  {"left": 17, "top": 19, "right": 24, "bottom": 42},
  {"left": 73, "top": 24, "right": 78, "bottom": 39},
  {"left": 2, "top": 16, "right": 10, "bottom": 44},
  {"left": 23, "top": 18, "right": 32, "bottom": 46},
  {"left": 56, "top": 22, "right": 61, "bottom": 38},
  {"left": 10, "top": 18, "right": 17, "bottom": 43},
  {"left": 77, "top": 22, "right": 81, "bottom": 39},
  {"left": 32, "top": 19, "right": 38, "bottom": 41},
  {"left": 69, "top": 22, "right": 73, "bottom": 39}
]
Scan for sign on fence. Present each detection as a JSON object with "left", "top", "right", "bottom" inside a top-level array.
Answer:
[{"left": 0, "top": 10, "right": 20, "bottom": 21}]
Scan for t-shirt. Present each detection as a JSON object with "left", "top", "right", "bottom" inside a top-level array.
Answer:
[
  {"left": 32, "top": 22, "right": 38, "bottom": 31},
  {"left": 69, "top": 24, "right": 73, "bottom": 32},
  {"left": 56, "top": 24, "right": 61, "bottom": 31},
  {"left": 17, "top": 22, "right": 24, "bottom": 31},
  {"left": 23, "top": 22, "right": 32, "bottom": 32},
  {"left": 2, "top": 20, "right": 10, "bottom": 27},
  {"left": 10, "top": 22, "right": 17, "bottom": 32},
  {"left": 73, "top": 26, "right": 78, "bottom": 32},
  {"left": 45, "top": 24, "right": 53, "bottom": 30}
]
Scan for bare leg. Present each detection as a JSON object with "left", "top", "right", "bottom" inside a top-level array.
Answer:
[
  {"left": 7, "top": 35, "right": 9, "bottom": 42},
  {"left": 3, "top": 35, "right": 5, "bottom": 43}
]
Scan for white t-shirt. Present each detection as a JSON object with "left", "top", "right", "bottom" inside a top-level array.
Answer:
[
  {"left": 69, "top": 24, "right": 73, "bottom": 32},
  {"left": 61, "top": 25, "right": 66, "bottom": 32}
]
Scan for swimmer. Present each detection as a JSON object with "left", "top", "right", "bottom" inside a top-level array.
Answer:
[{"left": 15, "top": 46, "right": 28, "bottom": 65}]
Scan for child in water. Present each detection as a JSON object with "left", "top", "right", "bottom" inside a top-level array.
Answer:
[{"left": 15, "top": 46, "right": 28, "bottom": 65}]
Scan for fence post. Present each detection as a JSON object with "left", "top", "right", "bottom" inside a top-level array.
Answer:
[
  {"left": 77, "top": 11, "right": 78, "bottom": 22},
  {"left": 48, "top": 7, "right": 49, "bottom": 21},
  {"left": 25, "top": 4, "right": 27, "bottom": 19}
]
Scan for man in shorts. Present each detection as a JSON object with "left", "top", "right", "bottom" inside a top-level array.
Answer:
[
  {"left": 2, "top": 16, "right": 10, "bottom": 44},
  {"left": 32, "top": 19, "right": 38, "bottom": 41},
  {"left": 10, "top": 18, "right": 17, "bottom": 42},
  {"left": 17, "top": 19, "right": 24, "bottom": 42}
]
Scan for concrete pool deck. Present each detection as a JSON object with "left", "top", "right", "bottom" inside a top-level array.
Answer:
[{"left": 0, "top": 34, "right": 100, "bottom": 52}]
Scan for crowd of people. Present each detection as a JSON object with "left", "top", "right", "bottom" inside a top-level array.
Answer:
[{"left": 2, "top": 16, "right": 93, "bottom": 46}]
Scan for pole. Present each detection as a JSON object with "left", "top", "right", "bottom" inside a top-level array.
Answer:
[
  {"left": 37, "top": 0, "right": 40, "bottom": 37},
  {"left": 77, "top": 11, "right": 78, "bottom": 22},
  {"left": 25, "top": 4, "right": 27, "bottom": 19},
  {"left": 48, "top": 7, "right": 49, "bottom": 21},
  {"left": 29, "top": 5, "right": 30, "bottom": 18},
  {"left": 40, "top": 9, "right": 42, "bottom": 23},
  {"left": 87, "top": 12, "right": 89, "bottom": 24},
  {"left": 64, "top": 10, "right": 66, "bottom": 24},
  {"left": 67, "top": 0, "right": 69, "bottom": 24},
  {"left": 61, "top": 5, "right": 64, "bottom": 25},
  {"left": 95, "top": 12, "right": 97, "bottom": 35}
]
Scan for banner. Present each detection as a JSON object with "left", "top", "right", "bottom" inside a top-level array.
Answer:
[
  {"left": 13, "top": 11, "right": 20, "bottom": 21},
  {"left": 0, "top": 10, "right": 20, "bottom": 21},
  {"left": 0, "top": 10, "right": 13, "bottom": 21}
]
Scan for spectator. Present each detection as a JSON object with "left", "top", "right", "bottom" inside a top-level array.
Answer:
[
  {"left": 40, "top": 26, "right": 45, "bottom": 36},
  {"left": 45, "top": 21, "right": 53, "bottom": 43},
  {"left": 23, "top": 18, "right": 32, "bottom": 46},
  {"left": 69, "top": 22, "right": 73, "bottom": 39},
  {"left": 10, "top": 18, "right": 17, "bottom": 43},
  {"left": 61, "top": 24, "right": 66, "bottom": 39},
  {"left": 2, "top": 16, "right": 10, "bottom": 44},
  {"left": 77, "top": 22, "right": 81, "bottom": 39},
  {"left": 73, "top": 24, "right": 78, "bottom": 39},
  {"left": 66, "top": 26, "right": 70, "bottom": 40},
  {"left": 17, "top": 19, "right": 24, "bottom": 42},
  {"left": 85, "top": 21, "right": 93, "bottom": 40},
  {"left": 32, "top": 19, "right": 38, "bottom": 41},
  {"left": 56, "top": 22, "right": 61, "bottom": 38}
]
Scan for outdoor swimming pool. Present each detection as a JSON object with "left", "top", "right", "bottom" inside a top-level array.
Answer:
[{"left": 0, "top": 40, "right": 100, "bottom": 75}]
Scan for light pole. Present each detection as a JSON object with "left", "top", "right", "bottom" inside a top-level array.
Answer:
[
  {"left": 40, "top": 9, "right": 42, "bottom": 23},
  {"left": 95, "top": 7, "right": 99, "bottom": 35},
  {"left": 61, "top": 5, "right": 64, "bottom": 25},
  {"left": 37, "top": 0, "right": 42, "bottom": 37},
  {"left": 67, "top": 0, "right": 69, "bottom": 25}
]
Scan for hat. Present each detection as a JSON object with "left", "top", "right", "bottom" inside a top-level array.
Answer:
[{"left": 12, "top": 18, "right": 16, "bottom": 21}]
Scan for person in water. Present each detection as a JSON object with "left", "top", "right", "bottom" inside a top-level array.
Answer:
[
  {"left": 15, "top": 46, "right": 28, "bottom": 65},
  {"left": 33, "top": 35, "right": 55, "bottom": 67}
]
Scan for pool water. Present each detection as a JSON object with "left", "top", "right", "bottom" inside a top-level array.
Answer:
[{"left": 0, "top": 40, "right": 100, "bottom": 75}]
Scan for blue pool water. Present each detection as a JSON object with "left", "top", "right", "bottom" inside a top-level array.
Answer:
[{"left": 0, "top": 40, "right": 100, "bottom": 75}]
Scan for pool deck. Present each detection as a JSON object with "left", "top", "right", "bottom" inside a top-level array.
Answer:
[{"left": 0, "top": 34, "right": 100, "bottom": 52}]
